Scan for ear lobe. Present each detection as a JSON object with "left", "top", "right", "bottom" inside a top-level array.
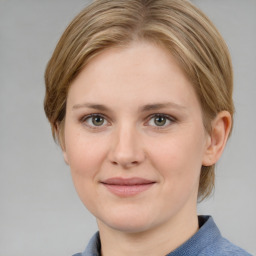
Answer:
[
  {"left": 62, "top": 151, "right": 70, "bottom": 165},
  {"left": 56, "top": 122, "right": 70, "bottom": 165},
  {"left": 202, "top": 111, "right": 232, "bottom": 166},
  {"left": 58, "top": 137, "right": 69, "bottom": 165},
  {"left": 60, "top": 139, "right": 70, "bottom": 165}
]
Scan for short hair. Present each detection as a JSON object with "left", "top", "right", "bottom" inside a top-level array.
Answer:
[{"left": 44, "top": 0, "right": 234, "bottom": 201}]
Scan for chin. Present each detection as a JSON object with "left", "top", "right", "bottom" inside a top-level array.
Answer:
[
  {"left": 106, "top": 222, "right": 153, "bottom": 234},
  {"left": 97, "top": 211, "right": 156, "bottom": 234}
]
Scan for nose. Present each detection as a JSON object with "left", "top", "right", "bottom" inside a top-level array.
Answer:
[{"left": 108, "top": 124, "right": 145, "bottom": 168}]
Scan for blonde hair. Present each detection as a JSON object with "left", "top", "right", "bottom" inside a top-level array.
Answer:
[{"left": 44, "top": 0, "right": 234, "bottom": 200}]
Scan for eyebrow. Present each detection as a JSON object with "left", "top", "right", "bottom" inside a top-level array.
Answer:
[
  {"left": 72, "top": 102, "right": 186, "bottom": 112},
  {"left": 139, "top": 102, "right": 186, "bottom": 112},
  {"left": 72, "top": 103, "right": 110, "bottom": 111}
]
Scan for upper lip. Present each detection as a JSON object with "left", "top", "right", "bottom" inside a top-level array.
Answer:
[{"left": 101, "top": 177, "right": 155, "bottom": 185}]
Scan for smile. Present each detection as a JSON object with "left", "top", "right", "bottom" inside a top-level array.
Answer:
[{"left": 101, "top": 177, "right": 156, "bottom": 197}]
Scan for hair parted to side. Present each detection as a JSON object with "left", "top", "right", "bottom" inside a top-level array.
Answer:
[{"left": 44, "top": 0, "right": 234, "bottom": 201}]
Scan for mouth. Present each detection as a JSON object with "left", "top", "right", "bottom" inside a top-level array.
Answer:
[{"left": 100, "top": 177, "right": 156, "bottom": 197}]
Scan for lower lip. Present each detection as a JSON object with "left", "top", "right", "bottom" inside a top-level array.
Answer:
[{"left": 102, "top": 183, "right": 155, "bottom": 197}]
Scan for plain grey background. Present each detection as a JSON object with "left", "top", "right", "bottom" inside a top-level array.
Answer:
[{"left": 0, "top": 0, "right": 255, "bottom": 255}]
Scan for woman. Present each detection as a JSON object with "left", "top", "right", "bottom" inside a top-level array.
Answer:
[{"left": 44, "top": 0, "right": 251, "bottom": 255}]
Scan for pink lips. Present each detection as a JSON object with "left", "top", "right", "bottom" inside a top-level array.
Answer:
[{"left": 101, "top": 177, "right": 155, "bottom": 197}]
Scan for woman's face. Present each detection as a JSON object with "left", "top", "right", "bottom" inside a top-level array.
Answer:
[{"left": 63, "top": 41, "right": 211, "bottom": 233}]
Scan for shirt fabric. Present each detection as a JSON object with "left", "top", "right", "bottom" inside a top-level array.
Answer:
[{"left": 73, "top": 216, "right": 252, "bottom": 256}]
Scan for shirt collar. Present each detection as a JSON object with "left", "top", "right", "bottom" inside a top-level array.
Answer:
[
  {"left": 81, "top": 232, "right": 101, "bottom": 256},
  {"left": 81, "top": 216, "right": 220, "bottom": 256},
  {"left": 167, "top": 216, "right": 221, "bottom": 255}
]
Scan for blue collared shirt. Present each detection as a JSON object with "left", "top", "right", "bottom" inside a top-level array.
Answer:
[{"left": 73, "top": 216, "right": 251, "bottom": 256}]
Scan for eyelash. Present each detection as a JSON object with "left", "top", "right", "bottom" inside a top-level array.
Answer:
[{"left": 80, "top": 113, "right": 176, "bottom": 129}]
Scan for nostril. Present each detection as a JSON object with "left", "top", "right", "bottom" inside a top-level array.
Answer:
[{"left": 111, "top": 160, "right": 139, "bottom": 167}]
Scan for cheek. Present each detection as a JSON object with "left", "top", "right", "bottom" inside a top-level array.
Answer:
[
  {"left": 149, "top": 133, "right": 205, "bottom": 209},
  {"left": 64, "top": 135, "right": 108, "bottom": 211},
  {"left": 147, "top": 131, "right": 205, "bottom": 183},
  {"left": 64, "top": 129, "right": 108, "bottom": 193},
  {"left": 65, "top": 127, "right": 105, "bottom": 171}
]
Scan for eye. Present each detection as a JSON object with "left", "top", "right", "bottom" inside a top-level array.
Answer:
[
  {"left": 147, "top": 114, "right": 174, "bottom": 127},
  {"left": 82, "top": 114, "right": 108, "bottom": 128}
]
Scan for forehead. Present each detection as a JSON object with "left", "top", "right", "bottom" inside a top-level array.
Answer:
[{"left": 67, "top": 41, "right": 201, "bottom": 114}]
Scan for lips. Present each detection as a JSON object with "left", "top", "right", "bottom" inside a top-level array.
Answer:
[{"left": 101, "top": 177, "right": 156, "bottom": 197}]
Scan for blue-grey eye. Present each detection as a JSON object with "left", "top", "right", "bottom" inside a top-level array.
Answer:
[
  {"left": 86, "top": 115, "right": 106, "bottom": 127},
  {"left": 148, "top": 115, "right": 172, "bottom": 127},
  {"left": 154, "top": 116, "right": 167, "bottom": 126}
]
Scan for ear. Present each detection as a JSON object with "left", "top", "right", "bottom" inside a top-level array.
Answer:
[
  {"left": 56, "top": 123, "right": 70, "bottom": 165},
  {"left": 62, "top": 151, "right": 70, "bottom": 165},
  {"left": 60, "top": 141, "right": 70, "bottom": 166},
  {"left": 202, "top": 111, "right": 232, "bottom": 166}
]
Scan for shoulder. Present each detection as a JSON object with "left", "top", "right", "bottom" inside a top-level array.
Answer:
[{"left": 198, "top": 236, "right": 252, "bottom": 256}]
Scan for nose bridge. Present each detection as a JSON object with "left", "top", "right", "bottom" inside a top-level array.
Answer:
[{"left": 110, "top": 121, "right": 144, "bottom": 167}]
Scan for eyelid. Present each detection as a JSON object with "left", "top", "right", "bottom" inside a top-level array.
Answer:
[{"left": 149, "top": 113, "right": 175, "bottom": 120}]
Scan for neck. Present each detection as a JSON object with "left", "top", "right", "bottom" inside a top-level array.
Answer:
[{"left": 97, "top": 210, "right": 199, "bottom": 256}]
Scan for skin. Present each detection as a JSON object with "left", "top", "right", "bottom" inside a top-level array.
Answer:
[{"left": 62, "top": 41, "right": 231, "bottom": 256}]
